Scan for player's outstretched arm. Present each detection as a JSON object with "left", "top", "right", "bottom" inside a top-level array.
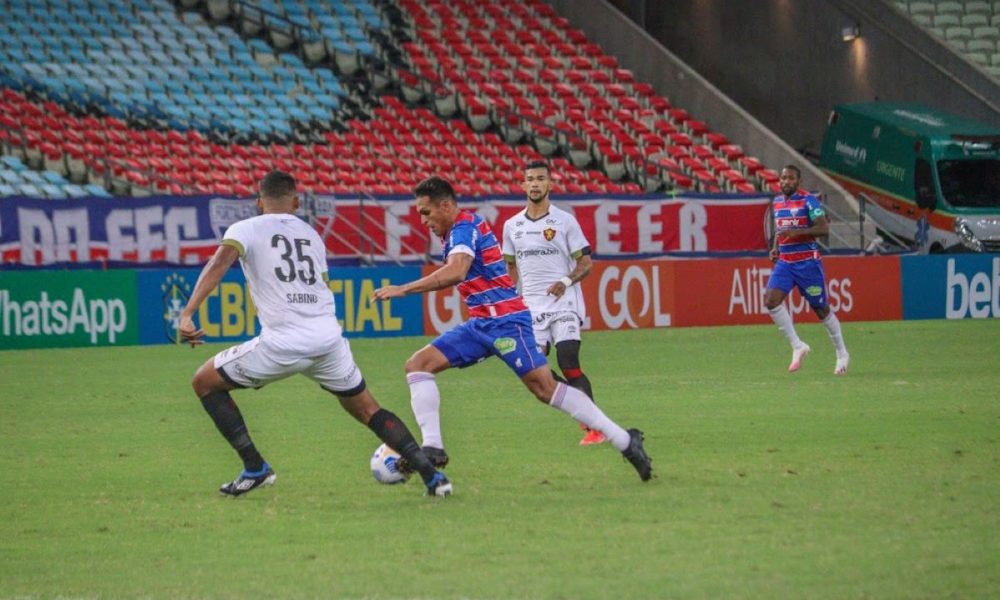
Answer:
[
  {"left": 373, "top": 253, "right": 473, "bottom": 300},
  {"left": 178, "top": 244, "right": 240, "bottom": 346},
  {"left": 546, "top": 254, "right": 592, "bottom": 298}
]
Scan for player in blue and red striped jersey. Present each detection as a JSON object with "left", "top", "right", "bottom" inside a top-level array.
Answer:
[
  {"left": 373, "top": 176, "right": 652, "bottom": 482},
  {"left": 764, "top": 165, "right": 850, "bottom": 375}
]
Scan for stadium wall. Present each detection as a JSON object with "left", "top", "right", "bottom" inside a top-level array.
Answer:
[
  {"left": 598, "top": 0, "right": 1000, "bottom": 156},
  {"left": 0, "top": 194, "right": 772, "bottom": 266},
  {"left": 3, "top": 256, "right": 997, "bottom": 350}
]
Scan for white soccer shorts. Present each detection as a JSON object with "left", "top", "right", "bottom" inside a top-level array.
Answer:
[
  {"left": 531, "top": 310, "right": 582, "bottom": 351},
  {"left": 213, "top": 334, "right": 364, "bottom": 393}
]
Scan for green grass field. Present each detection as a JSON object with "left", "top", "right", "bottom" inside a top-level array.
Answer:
[{"left": 2, "top": 320, "right": 999, "bottom": 599}]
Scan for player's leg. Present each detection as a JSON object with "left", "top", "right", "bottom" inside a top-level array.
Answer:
[
  {"left": 800, "top": 263, "right": 849, "bottom": 375},
  {"left": 521, "top": 366, "right": 652, "bottom": 481},
  {"left": 401, "top": 322, "right": 490, "bottom": 466},
  {"left": 305, "top": 336, "right": 451, "bottom": 495},
  {"left": 765, "top": 262, "right": 810, "bottom": 372},
  {"left": 326, "top": 383, "right": 452, "bottom": 496},
  {"left": 403, "top": 344, "right": 452, "bottom": 463},
  {"left": 553, "top": 317, "right": 605, "bottom": 445},
  {"left": 491, "top": 315, "right": 652, "bottom": 480},
  {"left": 533, "top": 316, "right": 564, "bottom": 383},
  {"left": 195, "top": 338, "right": 287, "bottom": 496}
]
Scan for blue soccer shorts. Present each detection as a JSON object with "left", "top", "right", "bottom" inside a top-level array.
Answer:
[
  {"left": 431, "top": 312, "right": 548, "bottom": 378},
  {"left": 766, "top": 259, "right": 830, "bottom": 310}
]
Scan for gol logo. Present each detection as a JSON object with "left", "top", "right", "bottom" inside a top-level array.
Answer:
[{"left": 591, "top": 263, "right": 672, "bottom": 330}]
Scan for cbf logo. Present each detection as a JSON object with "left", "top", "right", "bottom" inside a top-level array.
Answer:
[{"left": 161, "top": 273, "right": 192, "bottom": 343}]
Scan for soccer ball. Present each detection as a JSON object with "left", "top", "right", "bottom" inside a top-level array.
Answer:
[{"left": 370, "top": 443, "right": 407, "bottom": 484}]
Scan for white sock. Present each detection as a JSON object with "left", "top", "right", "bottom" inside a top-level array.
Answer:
[
  {"left": 406, "top": 372, "right": 443, "bottom": 449},
  {"left": 821, "top": 312, "right": 848, "bottom": 355},
  {"left": 550, "top": 383, "right": 630, "bottom": 451},
  {"left": 768, "top": 304, "right": 804, "bottom": 348}
]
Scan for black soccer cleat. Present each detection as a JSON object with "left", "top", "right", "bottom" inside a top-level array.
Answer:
[
  {"left": 622, "top": 429, "right": 653, "bottom": 482},
  {"left": 396, "top": 446, "right": 450, "bottom": 475},
  {"left": 425, "top": 471, "right": 453, "bottom": 497},
  {"left": 219, "top": 464, "right": 277, "bottom": 497}
]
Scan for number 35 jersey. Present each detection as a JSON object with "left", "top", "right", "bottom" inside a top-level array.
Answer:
[{"left": 222, "top": 213, "right": 341, "bottom": 352}]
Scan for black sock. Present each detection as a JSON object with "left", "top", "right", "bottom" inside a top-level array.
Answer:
[
  {"left": 551, "top": 369, "right": 568, "bottom": 384},
  {"left": 200, "top": 390, "right": 265, "bottom": 473},
  {"left": 367, "top": 408, "right": 437, "bottom": 483},
  {"left": 567, "top": 374, "right": 595, "bottom": 403}
]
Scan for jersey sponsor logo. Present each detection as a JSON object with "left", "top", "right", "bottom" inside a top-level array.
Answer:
[
  {"left": 232, "top": 362, "right": 261, "bottom": 387},
  {"left": 493, "top": 337, "right": 517, "bottom": 355},
  {"left": 516, "top": 248, "right": 560, "bottom": 259},
  {"left": 543, "top": 228, "right": 556, "bottom": 241},
  {"left": 776, "top": 217, "right": 807, "bottom": 228},
  {"left": 533, "top": 312, "right": 553, "bottom": 324}
]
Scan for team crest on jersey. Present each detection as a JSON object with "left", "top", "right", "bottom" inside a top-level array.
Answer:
[
  {"left": 160, "top": 273, "right": 192, "bottom": 343},
  {"left": 543, "top": 228, "right": 556, "bottom": 241},
  {"left": 494, "top": 337, "right": 517, "bottom": 355}
]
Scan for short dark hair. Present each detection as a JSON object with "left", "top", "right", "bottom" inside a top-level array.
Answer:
[
  {"left": 524, "top": 160, "right": 550, "bottom": 173},
  {"left": 414, "top": 176, "right": 456, "bottom": 203},
  {"left": 260, "top": 170, "right": 296, "bottom": 200},
  {"left": 782, "top": 165, "right": 801, "bottom": 178}
]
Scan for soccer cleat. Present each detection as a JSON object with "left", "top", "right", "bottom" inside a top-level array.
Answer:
[
  {"left": 219, "top": 464, "right": 276, "bottom": 497},
  {"left": 425, "top": 471, "right": 453, "bottom": 497},
  {"left": 622, "top": 429, "right": 653, "bottom": 482},
  {"left": 580, "top": 428, "right": 607, "bottom": 445},
  {"left": 396, "top": 446, "right": 450, "bottom": 475},
  {"left": 788, "top": 343, "right": 811, "bottom": 372},
  {"left": 835, "top": 351, "right": 850, "bottom": 375}
]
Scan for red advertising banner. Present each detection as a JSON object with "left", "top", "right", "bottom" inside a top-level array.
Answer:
[
  {"left": 579, "top": 260, "right": 676, "bottom": 331},
  {"left": 315, "top": 194, "right": 770, "bottom": 261},
  {"left": 421, "top": 256, "right": 902, "bottom": 335},
  {"left": 670, "top": 255, "right": 902, "bottom": 326}
]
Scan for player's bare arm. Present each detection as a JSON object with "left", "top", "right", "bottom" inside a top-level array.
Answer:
[
  {"left": 504, "top": 256, "right": 520, "bottom": 286},
  {"left": 776, "top": 215, "right": 830, "bottom": 239},
  {"left": 178, "top": 244, "right": 240, "bottom": 346},
  {"left": 547, "top": 254, "right": 592, "bottom": 298},
  {"left": 373, "top": 253, "right": 474, "bottom": 300}
]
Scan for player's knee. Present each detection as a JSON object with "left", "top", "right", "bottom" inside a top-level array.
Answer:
[
  {"left": 523, "top": 369, "right": 557, "bottom": 403},
  {"left": 764, "top": 291, "right": 784, "bottom": 311},
  {"left": 813, "top": 305, "right": 830, "bottom": 320},
  {"left": 191, "top": 369, "right": 211, "bottom": 398},
  {"left": 403, "top": 354, "right": 423, "bottom": 374}
]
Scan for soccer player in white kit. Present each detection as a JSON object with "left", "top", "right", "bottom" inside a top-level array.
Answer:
[
  {"left": 178, "top": 171, "right": 452, "bottom": 497},
  {"left": 502, "top": 161, "right": 606, "bottom": 445}
]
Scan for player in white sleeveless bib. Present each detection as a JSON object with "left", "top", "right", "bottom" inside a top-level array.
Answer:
[
  {"left": 178, "top": 171, "right": 451, "bottom": 498},
  {"left": 502, "top": 161, "right": 606, "bottom": 446}
]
